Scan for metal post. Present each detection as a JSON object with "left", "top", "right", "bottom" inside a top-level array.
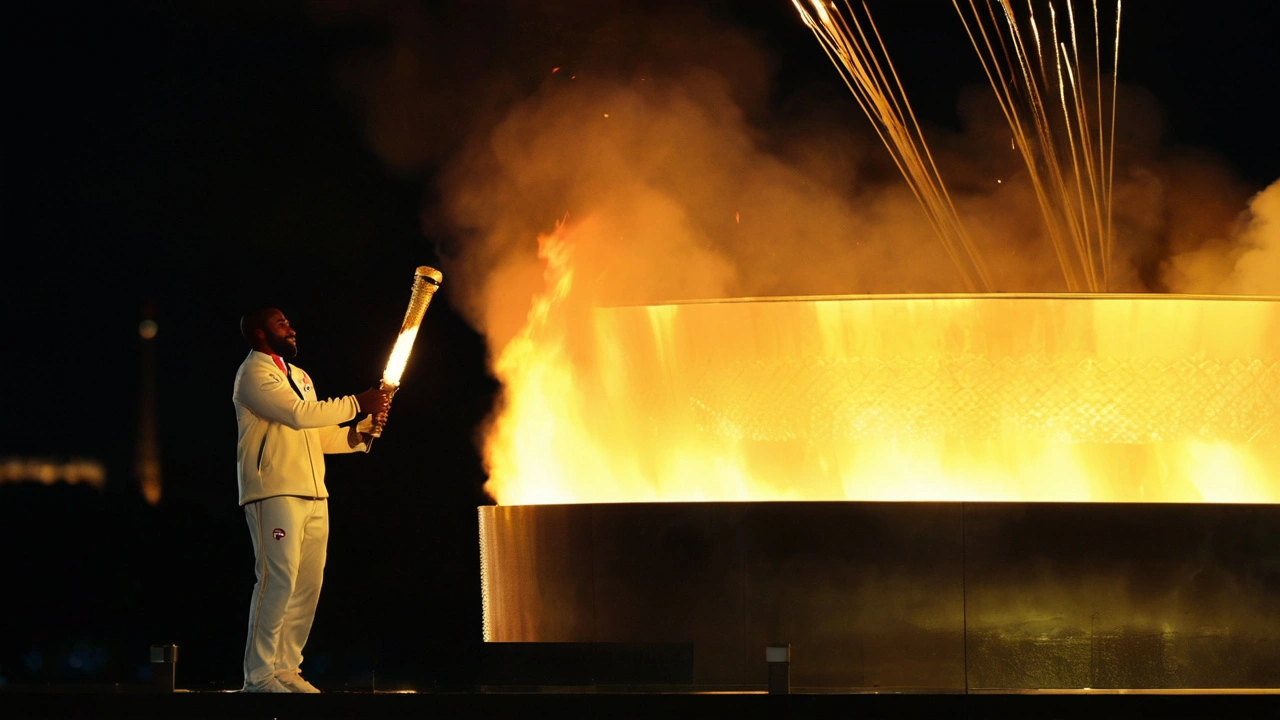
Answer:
[
  {"left": 766, "top": 643, "right": 790, "bottom": 694},
  {"left": 150, "top": 644, "right": 178, "bottom": 693}
]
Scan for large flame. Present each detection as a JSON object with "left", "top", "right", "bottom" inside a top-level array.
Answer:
[{"left": 483, "top": 225, "right": 1280, "bottom": 505}]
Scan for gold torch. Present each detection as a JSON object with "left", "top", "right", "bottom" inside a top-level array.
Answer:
[{"left": 366, "top": 266, "right": 443, "bottom": 438}]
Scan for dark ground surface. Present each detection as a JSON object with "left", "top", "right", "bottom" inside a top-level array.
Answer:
[{"left": 1, "top": 687, "right": 1277, "bottom": 720}]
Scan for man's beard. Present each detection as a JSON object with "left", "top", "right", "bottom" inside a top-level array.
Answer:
[{"left": 268, "top": 336, "right": 298, "bottom": 358}]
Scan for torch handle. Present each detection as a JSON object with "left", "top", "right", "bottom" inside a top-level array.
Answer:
[{"left": 368, "top": 380, "right": 399, "bottom": 438}]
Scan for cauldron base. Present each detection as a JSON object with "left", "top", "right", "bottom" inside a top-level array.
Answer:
[{"left": 480, "top": 502, "right": 1280, "bottom": 690}]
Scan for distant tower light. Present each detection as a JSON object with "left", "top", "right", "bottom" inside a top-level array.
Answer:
[{"left": 136, "top": 305, "right": 162, "bottom": 505}]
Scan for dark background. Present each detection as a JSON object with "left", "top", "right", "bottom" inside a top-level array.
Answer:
[{"left": 2, "top": 0, "right": 1277, "bottom": 690}]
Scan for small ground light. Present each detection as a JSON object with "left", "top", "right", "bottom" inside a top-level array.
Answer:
[
  {"left": 150, "top": 644, "right": 177, "bottom": 693},
  {"left": 766, "top": 643, "right": 790, "bottom": 695}
]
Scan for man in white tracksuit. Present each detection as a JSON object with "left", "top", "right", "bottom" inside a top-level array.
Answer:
[{"left": 233, "top": 307, "right": 389, "bottom": 693}]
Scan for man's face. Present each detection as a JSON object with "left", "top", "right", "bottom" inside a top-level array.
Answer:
[{"left": 260, "top": 310, "right": 298, "bottom": 358}]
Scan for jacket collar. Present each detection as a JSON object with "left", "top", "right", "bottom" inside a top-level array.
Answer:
[{"left": 247, "top": 350, "right": 289, "bottom": 373}]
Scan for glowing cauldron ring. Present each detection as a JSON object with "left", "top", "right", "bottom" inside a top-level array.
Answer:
[{"left": 594, "top": 293, "right": 1280, "bottom": 445}]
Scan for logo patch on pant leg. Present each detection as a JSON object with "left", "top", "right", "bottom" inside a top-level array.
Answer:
[{"left": 273, "top": 528, "right": 286, "bottom": 540}]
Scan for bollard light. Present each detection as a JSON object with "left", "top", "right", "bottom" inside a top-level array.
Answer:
[
  {"left": 765, "top": 643, "right": 790, "bottom": 695},
  {"left": 150, "top": 644, "right": 178, "bottom": 693}
]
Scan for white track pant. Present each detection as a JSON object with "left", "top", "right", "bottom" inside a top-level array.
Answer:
[{"left": 242, "top": 496, "right": 329, "bottom": 687}]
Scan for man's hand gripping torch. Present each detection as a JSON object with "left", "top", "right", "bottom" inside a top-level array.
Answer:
[{"left": 360, "top": 266, "right": 443, "bottom": 439}]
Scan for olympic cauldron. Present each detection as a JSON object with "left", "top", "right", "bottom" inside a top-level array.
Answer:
[{"left": 479, "top": 294, "right": 1280, "bottom": 690}]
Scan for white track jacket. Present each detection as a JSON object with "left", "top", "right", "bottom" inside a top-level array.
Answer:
[{"left": 233, "top": 350, "right": 368, "bottom": 505}]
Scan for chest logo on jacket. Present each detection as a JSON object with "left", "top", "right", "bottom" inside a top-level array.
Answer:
[{"left": 273, "top": 528, "right": 286, "bottom": 540}]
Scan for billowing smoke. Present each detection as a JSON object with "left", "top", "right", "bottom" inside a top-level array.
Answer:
[
  {"left": 1162, "top": 179, "right": 1280, "bottom": 295},
  {"left": 309, "top": 1, "right": 1276, "bottom": 350}
]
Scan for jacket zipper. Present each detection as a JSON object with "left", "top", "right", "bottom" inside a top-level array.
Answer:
[
  {"left": 256, "top": 434, "right": 267, "bottom": 471},
  {"left": 304, "top": 432, "right": 319, "bottom": 496},
  {"left": 290, "top": 364, "right": 320, "bottom": 495}
]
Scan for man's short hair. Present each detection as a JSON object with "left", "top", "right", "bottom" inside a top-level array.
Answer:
[{"left": 240, "top": 306, "right": 279, "bottom": 348}]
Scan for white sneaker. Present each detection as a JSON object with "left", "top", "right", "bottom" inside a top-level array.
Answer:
[
  {"left": 276, "top": 671, "right": 321, "bottom": 694},
  {"left": 241, "top": 677, "right": 291, "bottom": 693}
]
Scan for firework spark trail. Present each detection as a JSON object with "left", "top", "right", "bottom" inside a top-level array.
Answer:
[
  {"left": 1009, "top": 1, "right": 1091, "bottom": 288},
  {"left": 794, "top": 0, "right": 993, "bottom": 292},
  {"left": 1064, "top": 2, "right": 1101, "bottom": 285},
  {"left": 1106, "top": 2, "right": 1121, "bottom": 290},
  {"left": 955, "top": 0, "right": 1081, "bottom": 289},
  {"left": 794, "top": 0, "right": 1119, "bottom": 291},
  {"left": 954, "top": 0, "right": 1122, "bottom": 291},
  {"left": 1062, "top": 0, "right": 1108, "bottom": 291}
]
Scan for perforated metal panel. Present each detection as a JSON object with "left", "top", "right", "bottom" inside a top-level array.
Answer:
[
  {"left": 597, "top": 294, "right": 1280, "bottom": 446},
  {"left": 688, "top": 355, "right": 1280, "bottom": 444}
]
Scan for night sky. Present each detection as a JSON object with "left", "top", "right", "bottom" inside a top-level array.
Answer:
[{"left": 3, "top": 0, "right": 1277, "bottom": 690}]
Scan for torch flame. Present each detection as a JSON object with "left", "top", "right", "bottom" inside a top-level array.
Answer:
[{"left": 382, "top": 326, "right": 420, "bottom": 388}]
